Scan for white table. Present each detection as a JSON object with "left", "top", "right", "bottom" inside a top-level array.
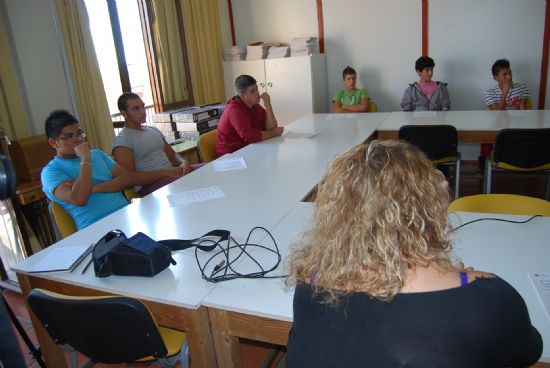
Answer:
[
  {"left": 205, "top": 203, "right": 550, "bottom": 366},
  {"left": 13, "top": 113, "right": 386, "bottom": 367},
  {"left": 377, "top": 110, "right": 550, "bottom": 143},
  {"left": 450, "top": 211, "right": 550, "bottom": 363}
]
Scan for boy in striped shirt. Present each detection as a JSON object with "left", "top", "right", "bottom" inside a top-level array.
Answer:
[{"left": 484, "top": 59, "right": 530, "bottom": 110}]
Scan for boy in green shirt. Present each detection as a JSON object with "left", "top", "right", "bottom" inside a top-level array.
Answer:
[{"left": 332, "top": 66, "right": 370, "bottom": 113}]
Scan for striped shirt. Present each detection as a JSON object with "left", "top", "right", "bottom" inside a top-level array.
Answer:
[{"left": 484, "top": 83, "right": 530, "bottom": 109}]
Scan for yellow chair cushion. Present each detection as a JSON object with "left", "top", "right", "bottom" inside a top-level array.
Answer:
[
  {"left": 198, "top": 129, "right": 218, "bottom": 163},
  {"left": 449, "top": 194, "right": 550, "bottom": 216},
  {"left": 367, "top": 101, "right": 378, "bottom": 112},
  {"left": 495, "top": 162, "right": 550, "bottom": 172},
  {"left": 51, "top": 201, "right": 77, "bottom": 238}
]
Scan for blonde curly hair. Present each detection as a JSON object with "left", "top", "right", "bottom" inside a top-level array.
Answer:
[{"left": 288, "top": 140, "right": 453, "bottom": 304}]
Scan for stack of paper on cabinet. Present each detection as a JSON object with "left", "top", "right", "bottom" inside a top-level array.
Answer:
[
  {"left": 290, "top": 37, "right": 319, "bottom": 56},
  {"left": 267, "top": 44, "right": 290, "bottom": 58},
  {"left": 246, "top": 42, "right": 270, "bottom": 60},
  {"left": 224, "top": 46, "right": 242, "bottom": 61}
]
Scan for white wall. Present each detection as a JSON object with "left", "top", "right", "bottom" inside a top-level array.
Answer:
[
  {"left": 2, "top": 0, "right": 73, "bottom": 135},
  {"left": 222, "top": 0, "right": 549, "bottom": 112},
  {"left": 324, "top": 0, "right": 420, "bottom": 112},
  {"left": 230, "top": 0, "right": 318, "bottom": 46},
  {"left": 430, "top": 0, "right": 545, "bottom": 110}
]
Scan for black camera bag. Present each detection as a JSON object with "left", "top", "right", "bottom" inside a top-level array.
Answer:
[{"left": 92, "top": 229, "right": 228, "bottom": 277}]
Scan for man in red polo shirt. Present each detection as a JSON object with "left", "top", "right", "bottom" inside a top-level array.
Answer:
[{"left": 215, "top": 75, "right": 284, "bottom": 157}]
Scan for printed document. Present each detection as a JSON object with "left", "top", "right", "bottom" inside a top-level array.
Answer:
[
  {"left": 529, "top": 272, "right": 550, "bottom": 320},
  {"left": 167, "top": 186, "right": 225, "bottom": 207},
  {"left": 213, "top": 157, "right": 247, "bottom": 172}
]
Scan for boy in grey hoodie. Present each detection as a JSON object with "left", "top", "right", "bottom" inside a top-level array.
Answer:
[{"left": 401, "top": 56, "right": 450, "bottom": 111}]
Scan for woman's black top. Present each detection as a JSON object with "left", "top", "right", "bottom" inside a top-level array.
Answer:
[{"left": 287, "top": 276, "right": 542, "bottom": 367}]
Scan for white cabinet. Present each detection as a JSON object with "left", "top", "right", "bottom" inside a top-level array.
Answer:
[{"left": 223, "top": 54, "right": 328, "bottom": 125}]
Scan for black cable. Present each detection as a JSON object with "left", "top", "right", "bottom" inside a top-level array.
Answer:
[
  {"left": 450, "top": 213, "right": 542, "bottom": 232},
  {"left": 193, "top": 226, "right": 286, "bottom": 283}
]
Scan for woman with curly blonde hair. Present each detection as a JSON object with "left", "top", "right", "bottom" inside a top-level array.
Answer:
[{"left": 286, "top": 140, "right": 541, "bottom": 367}]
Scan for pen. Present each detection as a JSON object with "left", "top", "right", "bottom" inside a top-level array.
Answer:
[{"left": 81, "top": 259, "right": 93, "bottom": 275}]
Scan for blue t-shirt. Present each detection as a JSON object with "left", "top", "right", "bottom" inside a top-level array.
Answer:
[{"left": 41, "top": 149, "right": 128, "bottom": 230}]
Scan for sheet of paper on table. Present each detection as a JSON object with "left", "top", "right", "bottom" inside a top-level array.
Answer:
[
  {"left": 213, "top": 157, "right": 247, "bottom": 172},
  {"left": 529, "top": 272, "right": 550, "bottom": 321},
  {"left": 167, "top": 186, "right": 225, "bottom": 207}
]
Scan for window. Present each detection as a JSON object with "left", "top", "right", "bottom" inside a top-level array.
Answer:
[{"left": 85, "top": 0, "right": 194, "bottom": 115}]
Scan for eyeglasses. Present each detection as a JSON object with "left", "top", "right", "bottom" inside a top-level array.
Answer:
[{"left": 56, "top": 130, "right": 86, "bottom": 142}]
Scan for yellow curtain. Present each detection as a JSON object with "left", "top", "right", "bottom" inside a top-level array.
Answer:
[
  {"left": 180, "top": 0, "right": 225, "bottom": 105},
  {"left": 150, "top": 0, "right": 190, "bottom": 104},
  {"left": 0, "top": 21, "right": 29, "bottom": 140},
  {"left": 54, "top": 0, "right": 114, "bottom": 153}
]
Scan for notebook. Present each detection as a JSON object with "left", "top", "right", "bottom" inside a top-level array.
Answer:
[{"left": 29, "top": 245, "right": 92, "bottom": 273}]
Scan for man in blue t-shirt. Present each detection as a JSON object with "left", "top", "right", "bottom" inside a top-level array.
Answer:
[{"left": 41, "top": 110, "right": 131, "bottom": 230}]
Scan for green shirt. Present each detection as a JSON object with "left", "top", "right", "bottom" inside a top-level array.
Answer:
[{"left": 333, "top": 89, "right": 369, "bottom": 106}]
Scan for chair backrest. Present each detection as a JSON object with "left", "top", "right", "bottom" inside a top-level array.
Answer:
[
  {"left": 28, "top": 289, "right": 168, "bottom": 364},
  {"left": 197, "top": 129, "right": 217, "bottom": 163},
  {"left": 50, "top": 201, "right": 77, "bottom": 238},
  {"left": 449, "top": 194, "right": 550, "bottom": 216},
  {"left": 493, "top": 128, "right": 550, "bottom": 169},
  {"left": 398, "top": 124, "right": 458, "bottom": 161},
  {"left": 123, "top": 187, "right": 139, "bottom": 201},
  {"left": 367, "top": 101, "right": 378, "bottom": 112}
]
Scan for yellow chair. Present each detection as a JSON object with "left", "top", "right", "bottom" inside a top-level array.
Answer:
[
  {"left": 483, "top": 128, "right": 550, "bottom": 199},
  {"left": 367, "top": 101, "right": 378, "bottom": 112},
  {"left": 50, "top": 201, "right": 77, "bottom": 238},
  {"left": 123, "top": 186, "right": 139, "bottom": 201},
  {"left": 28, "top": 288, "right": 189, "bottom": 368},
  {"left": 50, "top": 189, "right": 135, "bottom": 239},
  {"left": 197, "top": 128, "right": 218, "bottom": 163},
  {"left": 449, "top": 194, "right": 550, "bottom": 216}
]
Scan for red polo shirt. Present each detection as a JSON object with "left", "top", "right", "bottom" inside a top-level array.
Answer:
[{"left": 215, "top": 96, "right": 266, "bottom": 157}]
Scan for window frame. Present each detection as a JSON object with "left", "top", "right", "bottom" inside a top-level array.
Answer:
[{"left": 105, "top": 0, "right": 194, "bottom": 113}]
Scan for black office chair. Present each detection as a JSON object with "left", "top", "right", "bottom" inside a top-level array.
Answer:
[
  {"left": 483, "top": 128, "right": 550, "bottom": 199},
  {"left": 398, "top": 125, "right": 461, "bottom": 198},
  {"left": 27, "top": 289, "right": 189, "bottom": 368}
]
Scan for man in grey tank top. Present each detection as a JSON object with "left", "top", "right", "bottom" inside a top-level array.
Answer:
[{"left": 112, "top": 92, "right": 193, "bottom": 196}]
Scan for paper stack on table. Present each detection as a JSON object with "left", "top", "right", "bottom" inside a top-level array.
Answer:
[{"left": 290, "top": 37, "right": 319, "bottom": 56}]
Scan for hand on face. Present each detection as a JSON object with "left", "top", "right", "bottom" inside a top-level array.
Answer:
[
  {"left": 74, "top": 141, "right": 91, "bottom": 162},
  {"left": 495, "top": 68, "right": 513, "bottom": 95},
  {"left": 260, "top": 92, "right": 271, "bottom": 105},
  {"left": 501, "top": 81, "right": 512, "bottom": 95}
]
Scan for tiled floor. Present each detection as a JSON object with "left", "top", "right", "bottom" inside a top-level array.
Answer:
[{"left": 2, "top": 288, "right": 284, "bottom": 368}]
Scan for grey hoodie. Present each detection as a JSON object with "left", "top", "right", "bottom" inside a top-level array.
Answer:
[{"left": 401, "top": 82, "right": 451, "bottom": 111}]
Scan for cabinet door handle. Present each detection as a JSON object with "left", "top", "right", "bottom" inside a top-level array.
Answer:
[
  {"left": 267, "top": 82, "right": 273, "bottom": 87},
  {"left": 260, "top": 82, "right": 266, "bottom": 88}
]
